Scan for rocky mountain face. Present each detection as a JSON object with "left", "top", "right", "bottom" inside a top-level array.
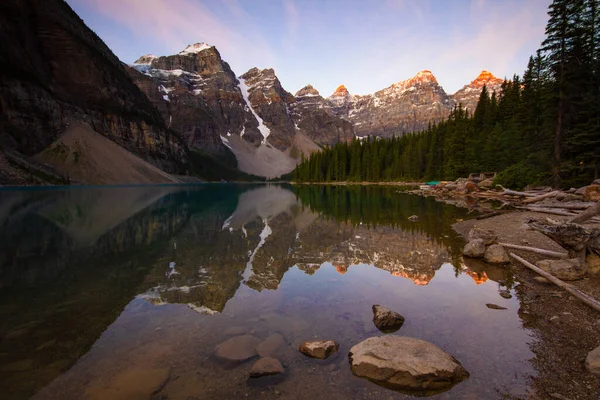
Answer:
[
  {"left": 325, "top": 70, "right": 504, "bottom": 138},
  {"left": 0, "top": 0, "right": 188, "bottom": 185},
  {"left": 453, "top": 70, "right": 504, "bottom": 112},
  {"left": 132, "top": 47, "right": 354, "bottom": 177},
  {"left": 326, "top": 71, "right": 455, "bottom": 138}
]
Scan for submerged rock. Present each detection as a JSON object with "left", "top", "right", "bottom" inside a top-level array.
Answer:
[
  {"left": 214, "top": 335, "right": 261, "bottom": 361},
  {"left": 537, "top": 258, "right": 586, "bottom": 281},
  {"left": 463, "top": 239, "right": 486, "bottom": 258},
  {"left": 257, "top": 333, "right": 285, "bottom": 357},
  {"left": 372, "top": 304, "right": 405, "bottom": 333},
  {"left": 484, "top": 244, "right": 510, "bottom": 264},
  {"left": 86, "top": 368, "right": 171, "bottom": 400},
  {"left": 586, "top": 345, "right": 600, "bottom": 375},
  {"left": 499, "top": 290, "right": 512, "bottom": 299},
  {"left": 249, "top": 357, "right": 285, "bottom": 378},
  {"left": 349, "top": 336, "right": 469, "bottom": 394},
  {"left": 486, "top": 303, "right": 507, "bottom": 310},
  {"left": 298, "top": 340, "right": 339, "bottom": 359},
  {"left": 468, "top": 227, "right": 498, "bottom": 245}
]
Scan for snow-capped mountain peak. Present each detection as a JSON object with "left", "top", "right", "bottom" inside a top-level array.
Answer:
[
  {"left": 133, "top": 54, "right": 157, "bottom": 65},
  {"left": 179, "top": 42, "right": 213, "bottom": 55}
]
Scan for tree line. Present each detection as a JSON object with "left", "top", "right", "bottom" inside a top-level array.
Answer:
[{"left": 293, "top": 0, "right": 600, "bottom": 188}]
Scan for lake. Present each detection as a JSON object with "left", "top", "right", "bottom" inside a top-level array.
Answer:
[{"left": 0, "top": 184, "right": 535, "bottom": 399}]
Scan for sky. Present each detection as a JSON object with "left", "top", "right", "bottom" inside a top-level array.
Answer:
[{"left": 66, "top": 0, "right": 552, "bottom": 96}]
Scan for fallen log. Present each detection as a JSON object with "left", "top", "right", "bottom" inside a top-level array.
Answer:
[
  {"left": 521, "top": 190, "right": 560, "bottom": 204},
  {"left": 499, "top": 242, "right": 568, "bottom": 258},
  {"left": 569, "top": 200, "right": 600, "bottom": 224},
  {"left": 517, "top": 207, "right": 577, "bottom": 217},
  {"left": 527, "top": 203, "right": 595, "bottom": 210},
  {"left": 510, "top": 252, "right": 600, "bottom": 313}
]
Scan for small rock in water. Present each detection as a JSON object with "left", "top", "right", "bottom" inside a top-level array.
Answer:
[
  {"left": 462, "top": 239, "right": 486, "bottom": 258},
  {"left": 408, "top": 215, "right": 419, "bottom": 221},
  {"left": 348, "top": 336, "right": 469, "bottom": 393},
  {"left": 486, "top": 303, "right": 507, "bottom": 310},
  {"left": 257, "top": 333, "right": 285, "bottom": 357},
  {"left": 214, "top": 335, "right": 261, "bottom": 361},
  {"left": 499, "top": 290, "right": 512, "bottom": 299},
  {"left": 372, "top": 304, "right": 405, "bottom": 333},
  {"left": 298, "top": 340, "right": 339, "bottom": 359},
  {"left": 484, "top": 244, "right": 510, "bottom": 264},
  {"left": 249, "top": 357, "right": 284, "bottom": 378},
  {"left": 586, "top": 345, "right": 600, "bottom": 376}
]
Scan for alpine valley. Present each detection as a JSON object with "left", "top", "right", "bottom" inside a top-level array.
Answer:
[{"left": 0, "top": 0, "right": 504, "bottom": 184}]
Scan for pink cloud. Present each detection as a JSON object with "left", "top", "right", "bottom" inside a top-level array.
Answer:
[{"left": 77, "top": 0, "right": 277, "bottom": 73}]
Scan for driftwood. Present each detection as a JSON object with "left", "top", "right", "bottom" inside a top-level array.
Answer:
[
  {"left": 529, "top": 203, "right": 596, "bottom": 210},
  {"left": 569, "top": 200, "right": 600, "bottom": 224},
  {"left": 526, "top": 218, "right": 600, "bottom": 263},
  {"left": 518, "top": 207, "right": 577, "bottom": 217},
  {"left": 510, "top": 253, "right": 600, "bottom": 312},
  {"left": 497, "top": 185, "right": 538, "bottom": 197},
  {"left": 499, "top": 242, "right": 568, "bottom": 258},
  {"left": 521, "top": 190, "right": 560, "bottom": 204}
]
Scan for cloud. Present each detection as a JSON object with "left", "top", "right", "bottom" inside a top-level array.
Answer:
[{"left": 75, "top": 0, "right": 277, "bottom": 72}]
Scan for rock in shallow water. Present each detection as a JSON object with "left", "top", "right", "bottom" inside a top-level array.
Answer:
[
  {"left": 214, "top": 335, "right": 261, "bottom": 361},
  {"left": 257, "top": 333, "right": 285, "bottom": 357},
  {"left": 249, "top": 357, "right": 285, "bottom": 378},
  {"left": 486, "top": 303, "right": 507, "bottom": 310},
  {"left": 462, "top": 239, "right": 486, "bottom": 258},
  {"left": 298, "top": 340, "right": 339, "bottom": 359},
  {"left": 484, "top": 244, "right": 510, "bottom": 264},
  {"left": 348, "top": 336, "right": 469, "bottom": 394},
  {"left": 372, "top": 304, "right": 405, "bottom": 333}
]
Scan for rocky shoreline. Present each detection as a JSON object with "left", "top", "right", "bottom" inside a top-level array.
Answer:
[{"left": 453, "top": 210, "right": 600, "bottom": 399}]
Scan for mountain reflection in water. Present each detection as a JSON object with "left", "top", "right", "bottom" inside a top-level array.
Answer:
[{"left": 0, "top": 184, "right": 531, "bottom": 400}]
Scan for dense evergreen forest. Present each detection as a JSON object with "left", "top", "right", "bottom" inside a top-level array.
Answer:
[{"left": 293, "top": 0, "right": 600, "bottom": 188}]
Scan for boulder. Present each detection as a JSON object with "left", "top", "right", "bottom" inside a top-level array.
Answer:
[
  {"left": 462, "top": 239, "right": 486, "bottom": 258},
  {"left": 583, "top": 185, "right": 600, "bottom": 202},
  {"left": 587, "top": 253, "right": 600, "bottom": 275},
  {"left": 214, "top": 335, "right": 261, "bottom": 361},
  {"left": 298, "top": 340, "right": 339, "bottom": 359},
  {"left": 249, "top": 357, "right": 284, "bottom": 378},
  {"left": 537, "top": 258, "right": 587, "bottom": 281},
  {"left": 575, "top": 186, "right": 587, "bottom": 196},
  {"left": 593, "top": 179, "right": 600, "bottom": 185},
  {"left": 372, "top": 305, "right": 405, "bottom": 333},
  {"left": 484, "top": 244, "right": 510, "bottom": 264},
  {"left": 585, "top": 345, "right": 600, "bottom": 376},
  {"left": 257, "top": 333, "right": 285, "bottom": 357},
  {"left": 349, "top": 336, "right": 469, "bottom": 394},
  {"left": 468, "top": 227, "right": 498, "bottom": 245}
]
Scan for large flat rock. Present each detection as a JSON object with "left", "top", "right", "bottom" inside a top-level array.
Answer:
[{"left": 349, "top": 336, "right": 469, "bottom": 394}]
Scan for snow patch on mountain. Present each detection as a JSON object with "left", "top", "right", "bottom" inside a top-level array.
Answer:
[
  {"left": 238, "top": 78, "right": 271, "bottom": 141},
  {"left": 179, "top": 42, "right": 212, "bottom": 55}
]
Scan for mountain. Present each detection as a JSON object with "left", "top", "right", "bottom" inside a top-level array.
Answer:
[
  {"left": 0, "top": 0, "right": 189, "bottom": 185},
  {"left": 132, "top": 46, "right": 354, "bottom": 178},
  {"left": 326, "top": 70, "right": 455, "bottom": 138},
  {"left": 453, "top": 70, "right": 504, "bottom": 112}
]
